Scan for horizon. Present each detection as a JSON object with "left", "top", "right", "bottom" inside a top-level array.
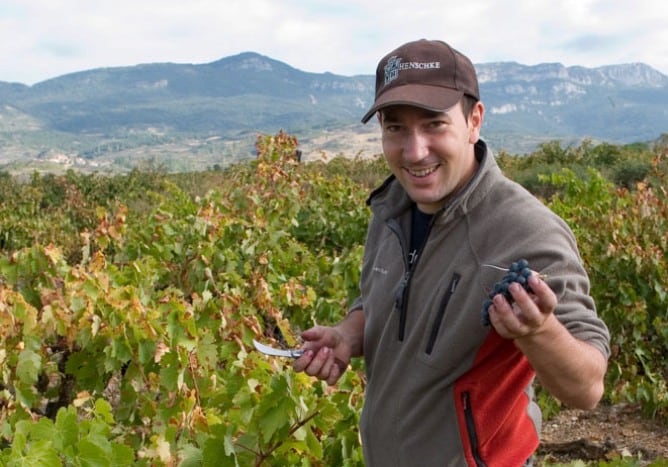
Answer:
[
  {"left": 2, "top": 0, "right": 667, "bottom": 86},
  {"left": 3, "top": 50, "right": 667, "bottom": 88}
]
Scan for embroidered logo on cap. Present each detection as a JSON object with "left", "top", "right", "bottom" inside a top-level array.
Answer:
[
  {"left": 384, "top": 56, "right": 402, "bottom": 85},
  {"left": 384, "top": 56, "right": 442, "bottom": 86}
]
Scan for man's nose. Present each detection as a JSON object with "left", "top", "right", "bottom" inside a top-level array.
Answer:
[{"left": 403, "top": 130, "right": 430, "bottom": 162}]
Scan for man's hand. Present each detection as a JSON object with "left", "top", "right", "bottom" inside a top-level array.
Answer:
[
  {"left": 293, "top": 308, "right": 364, "bottom": 386},
  {"left": 488, "top": 273, "right": 557, "bottom": 338},
  {"left": 489, "top": 273, "right": 607, "bottom": 409},
  {"left": 293, "top": 326, "right": 351, "bottom": 386}
]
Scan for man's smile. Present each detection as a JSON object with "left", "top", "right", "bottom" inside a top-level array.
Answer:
[{"left": 406, "top": 165, "right": 440, "bottom": 178}]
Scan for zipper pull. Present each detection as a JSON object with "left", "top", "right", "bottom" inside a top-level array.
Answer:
[
  {"left": 450, "top": 276, "right": 460, "bottom": 293},
  {"left": 395, "top": 272, "right": 411, "bottom": 342},
  {"left": 462, "top": 391, "right": 469, "bottom": 409},
  {"left": 395, "top": 276, "right": 407, "bottom": 311}
]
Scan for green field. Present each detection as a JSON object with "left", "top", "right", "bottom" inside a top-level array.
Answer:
[{"left": 0, "top": 132, "right": 666, "bottom": 465}]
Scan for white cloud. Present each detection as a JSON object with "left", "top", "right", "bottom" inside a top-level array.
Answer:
[{"left": 1, "top": 0, "right": 667, "bottom": 85}]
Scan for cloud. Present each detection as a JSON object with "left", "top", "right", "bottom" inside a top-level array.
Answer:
[
  {"left": 561, "top": 34, "right": 625, "bottom": 55},
  {"left": 1, "top": 0, "right": 667, "bottom": 85}
]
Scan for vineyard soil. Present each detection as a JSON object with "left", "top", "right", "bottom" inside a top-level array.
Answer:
[{"left": 538, "top": 403, "right": 668, "bottom": 465}]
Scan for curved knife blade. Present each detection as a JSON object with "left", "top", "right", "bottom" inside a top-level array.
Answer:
[{"left": 253, "top": 339, "right": 304, "bottom": 358}]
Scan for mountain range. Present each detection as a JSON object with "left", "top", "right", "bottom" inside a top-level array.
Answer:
[{"left": 1, "top": 52, "right": 667, "bottom": 172}]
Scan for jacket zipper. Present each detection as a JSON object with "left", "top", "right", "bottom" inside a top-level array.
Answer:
[
  {"left": 394, "top": 272, "right": 411, "bottom": 341},
  {"left": 425, "top": 273, "right": 461, "bottom": 354},
  {"left": 389, "top": 215, "right": 434, "bottom": 342},
  {"left": 462, "top": 392, "right": 486, "bottom": 467},
  {"left": 387, "top": 218, "right": 411, "bottom": 342}
]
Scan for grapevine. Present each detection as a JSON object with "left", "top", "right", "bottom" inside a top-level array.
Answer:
[
  {"left": 481, "top": 259, "right": 533, "bottom": 326},
  {"left": 0, "top": 135, "right": 666, "bottom": 464}
]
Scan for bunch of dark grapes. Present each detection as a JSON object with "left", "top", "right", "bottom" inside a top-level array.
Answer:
[{"left": 481, "top": 259, "right": 533, "bottom": 326}]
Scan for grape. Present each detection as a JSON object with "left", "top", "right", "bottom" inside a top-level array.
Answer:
[{"left": 481, "top": 259, "right": 534, "bottom": 326}]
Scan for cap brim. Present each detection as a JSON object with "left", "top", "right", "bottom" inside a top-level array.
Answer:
[{"left": 361, "top": 84, "right": 464, "bottom": 123}]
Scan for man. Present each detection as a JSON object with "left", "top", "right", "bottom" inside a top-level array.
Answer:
[{"left": 293, "top": 39, "right": 610, "bottom": 466}]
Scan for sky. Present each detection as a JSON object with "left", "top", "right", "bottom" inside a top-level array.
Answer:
[{"left": 2, "top": 0, "right": 668, "bottom": 86}]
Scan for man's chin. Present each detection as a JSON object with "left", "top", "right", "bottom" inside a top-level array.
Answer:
[{"left": 410, "top": 194, "right": 446, "bottom": 213}]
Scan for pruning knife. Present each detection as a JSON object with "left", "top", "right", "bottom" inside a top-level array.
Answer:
[{"left": 252, "top": 339, "right": 304, "bottom": 359}]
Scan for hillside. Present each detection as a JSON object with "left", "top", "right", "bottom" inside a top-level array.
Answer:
[{"left": 1, "top": 52, "right": 667, "bottom": 173}]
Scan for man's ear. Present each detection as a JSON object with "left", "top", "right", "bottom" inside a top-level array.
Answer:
[{"left": 468, "top": 102, "right": 484, "bottom": 144}]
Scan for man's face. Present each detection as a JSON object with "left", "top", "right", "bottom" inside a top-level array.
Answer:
[{"left": 379, "top": 101, "right": 483, "bottom": 213}]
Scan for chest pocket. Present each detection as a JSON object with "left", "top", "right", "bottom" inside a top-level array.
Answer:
[{"left": 425, "top": 273, "right": 461, "bottom": 354}]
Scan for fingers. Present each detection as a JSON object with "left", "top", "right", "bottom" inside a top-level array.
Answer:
[
  {"left": 488, "top": 291, "right": 524, "bottom": 337},
  {"left": 293, "top": 326, "right": 344, "bottom": 383},
  {"left": 301, "top": 326, "right": 337, "bottom": 350},
  {"left": 326, "top": 363, "right": 342, "bottom": 386},
  {"left": 489, "top": 274, "right": 557, "bottom": 338},
  {"left": 527, "top": 274, "right": 558, "bottom": 312},
  {"left": 292, "top": 351, "right": 313, "bottom": 373},
  {"left": 293, "top": 346, "right": 343, "bottom": 385}
]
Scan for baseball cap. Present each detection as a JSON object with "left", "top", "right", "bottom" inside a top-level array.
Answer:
[{"left": 361, "top": 39, "right": 480, "bottom": 123}]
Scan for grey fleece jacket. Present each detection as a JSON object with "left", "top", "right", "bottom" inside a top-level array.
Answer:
[{"left": 350, "top": 140, "right": 610, "bottom": 466}]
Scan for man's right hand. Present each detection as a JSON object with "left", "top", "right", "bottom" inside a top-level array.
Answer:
[
  {"left": 293, "top": 308, "right": 364, "bottom": 386},
  {"left": 293, "top": 325, "right": 350, "bottom": 386}
]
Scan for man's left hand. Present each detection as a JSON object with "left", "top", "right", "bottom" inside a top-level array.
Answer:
[{"left": 488, "top": 274, "right": 558, "bottom": 339}]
